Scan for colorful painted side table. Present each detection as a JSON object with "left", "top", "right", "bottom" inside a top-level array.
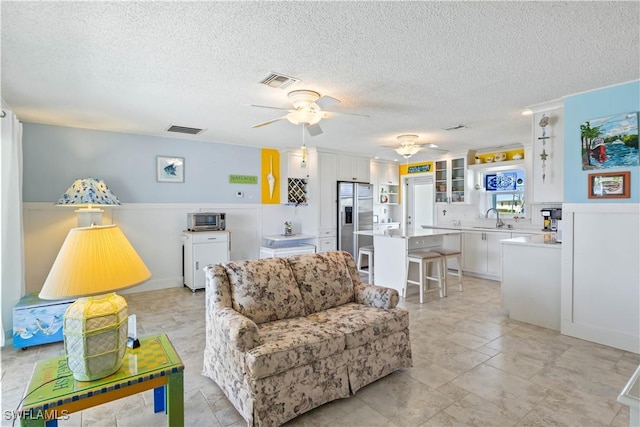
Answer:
[{"left": 18, "top": 333, "right": 184, "bottom": 427}]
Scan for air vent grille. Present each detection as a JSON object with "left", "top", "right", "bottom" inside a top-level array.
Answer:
[
  {"left": 166, "top": 125, "right": 204, "bottom": 135},
  {"left": 259, "top": 72, "right": 299, "bottom": 89}
]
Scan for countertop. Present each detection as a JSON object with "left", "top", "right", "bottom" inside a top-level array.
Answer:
[
  {"left": 421, "top": 225, "right": 546, "bottom": 234},
  {"left": 501, "top": 234, "right": 561, "bottom": 248},
  {"left": 355, "top": 228, "right": 462, "bottom": 238}
]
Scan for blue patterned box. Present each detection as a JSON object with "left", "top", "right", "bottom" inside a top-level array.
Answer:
[{"left": 13, "top": 292, "right": 74, "bottom": 349}]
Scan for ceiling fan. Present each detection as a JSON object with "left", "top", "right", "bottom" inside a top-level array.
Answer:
[
  {"left": 249, "top": 89, "right": 368, "bottom": 136},
  {"left": 382, "top": 134, "right": 448, "bottom": 159}
]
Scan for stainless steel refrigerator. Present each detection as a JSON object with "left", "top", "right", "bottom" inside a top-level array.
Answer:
[{"left": 337, "top": 182, "right": 373, "bottom": 258}]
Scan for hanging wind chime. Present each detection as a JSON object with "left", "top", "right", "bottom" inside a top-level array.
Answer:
[{"left": 538, "top": 114, "right": 550, "bottom": 183}]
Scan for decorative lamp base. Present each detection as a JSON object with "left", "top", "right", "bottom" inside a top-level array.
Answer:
[{"left": 63, "top": 293, "right": 128, "bottom": 381}]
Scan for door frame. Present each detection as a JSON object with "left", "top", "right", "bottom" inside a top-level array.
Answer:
[{"left": 402, "top": 173, "right": 434, "bottom": 231}]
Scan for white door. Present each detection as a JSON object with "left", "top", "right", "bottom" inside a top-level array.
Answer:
[{"left": 404, "top": 175, "right": 434, "bottom": 231}]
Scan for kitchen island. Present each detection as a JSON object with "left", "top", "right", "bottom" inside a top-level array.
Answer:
[
  {"left": 501, "top": 234, "right": 561, "bottom": 330},
  {"left": 355, "top": 228, "right": 462, "bottom": 295}
]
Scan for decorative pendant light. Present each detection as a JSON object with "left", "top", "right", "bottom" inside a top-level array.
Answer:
[{"left": 395, "top": 134, "right": 421, "bottom": 158}]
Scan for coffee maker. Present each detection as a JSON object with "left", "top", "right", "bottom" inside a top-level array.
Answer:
[{"left": 541, "top": 208, "right": 562, "bottom": 231}]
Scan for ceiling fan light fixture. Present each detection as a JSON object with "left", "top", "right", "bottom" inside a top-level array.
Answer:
[
  {"left": 395, "top": 145, "right": 421, "bottom": 158},
  {"left": 395, "top": 134, "right": 421, "bottom": 158},
  {"left": 286, "top": 109, "right": 323, "bottom": 126}
]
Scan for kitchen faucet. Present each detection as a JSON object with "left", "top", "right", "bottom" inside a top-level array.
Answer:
[{"left": 485, "top": 208, "right": 504, "bottom": 228}]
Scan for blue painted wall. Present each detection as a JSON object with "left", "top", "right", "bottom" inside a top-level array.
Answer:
[
  {"left": 22, "top": 123, "right": 262, "bottom": 203},
  {"left": 564, "top": 81, "right": 640, "bottom": 203}
]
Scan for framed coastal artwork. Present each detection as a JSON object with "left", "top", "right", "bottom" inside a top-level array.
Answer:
[
  {"left": 156, "top": 156, "right": 185, "bottom": 182},
  {"left": 588, "top": 171, "right": 630, "bottom": 199},
  {"left": 581, "top": 112, "right": 639, "bottom": 170}
]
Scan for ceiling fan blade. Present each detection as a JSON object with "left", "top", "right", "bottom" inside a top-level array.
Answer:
[
  {"left": 315, "top": 95, "right": 340, "bottom": 110},
  {"left": 421, "top": 146, "right": 449, "bottom": 153},
  {"left": 247, "top": 104, "right": 292, "bottom": 112},
  {"left": 252, "top": 116, "right": 287, "bottom": 128},
  {"left": 323, "top": 109, "right": 370, "bottom": 118},
  {"left": 306, "top": 123, "right": 323, "bottom": 136}
]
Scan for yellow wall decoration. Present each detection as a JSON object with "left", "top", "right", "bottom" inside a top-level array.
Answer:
[{"left": 261, "top": 149, "right": 280, "bottom": 204}]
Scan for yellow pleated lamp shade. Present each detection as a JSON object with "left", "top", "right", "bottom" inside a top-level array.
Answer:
[{"left": 40, "top": 225, "right": 151, "bottom": 299}]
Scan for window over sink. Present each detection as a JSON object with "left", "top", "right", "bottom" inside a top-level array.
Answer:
[{"left": 477, "top": 169, "right": 526, "bottom": 216}]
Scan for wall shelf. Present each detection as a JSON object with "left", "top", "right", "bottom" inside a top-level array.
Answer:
[{"left": 468, "top": 159, "right": 525, "bottom": 171}]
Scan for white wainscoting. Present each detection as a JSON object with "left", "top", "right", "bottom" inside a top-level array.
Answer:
[
  {"left": 23, "top": 203, "right": 265, "bottom": 295},
  {"left": 561, "top": 203, "right": 640, "bottom": 353}
]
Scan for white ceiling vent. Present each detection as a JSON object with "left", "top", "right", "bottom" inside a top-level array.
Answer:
[
  {"left": 259, "top": 72, "right": 299, "bottom": 89},
  {"left": 166, "top": 125, "right": 204, "bottom": 135}
]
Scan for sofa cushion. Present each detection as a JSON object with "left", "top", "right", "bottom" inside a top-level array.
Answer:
[
  {"left": 245, "top": 317, "right": 345, "bottom": 380},
  {"left": 305, "top": 302, "right": 409, "bottom": 349},
  {"left": 224, "top": 258, "right": 306, "bottom": 324},
  {"left": 287, "top": 252, "right": 355, "bottom": 314}
]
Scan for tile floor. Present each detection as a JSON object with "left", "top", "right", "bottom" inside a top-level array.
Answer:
[{"left": 2, "top": 275, "right": 638, "bottom": 426}]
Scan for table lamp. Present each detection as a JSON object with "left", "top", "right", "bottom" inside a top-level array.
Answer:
[
  {"left": 56, "top": 178, "right": 121, "bottom": 227},
  {"left": 39, "top": 225, "right": 151, "bottom": 381}
]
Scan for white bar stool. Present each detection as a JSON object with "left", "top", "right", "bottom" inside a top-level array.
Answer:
[
  {"left": 429, "top": 248, "right": 463, "bottom": 296},
  {"left": 404, "top": 251, "right": 444, "bottom": 303},
  {"left": 357, "top": 245, "right": 374, "bottom": 284}
]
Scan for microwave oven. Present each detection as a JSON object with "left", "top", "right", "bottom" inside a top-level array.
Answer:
[{"left": 187, "top": 212, "right": 226, "bottom": 231}]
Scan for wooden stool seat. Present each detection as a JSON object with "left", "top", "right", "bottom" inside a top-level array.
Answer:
[
  {"left": 404, "top": 250, "right": 444, "bottom": 303},
  {"left": 429, "top": 247, "right": 463, "bottom": 295}
]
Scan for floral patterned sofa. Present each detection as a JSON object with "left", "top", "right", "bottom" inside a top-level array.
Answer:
[{"left": 202, "top": 250, "right": 412, "bottom": 427}]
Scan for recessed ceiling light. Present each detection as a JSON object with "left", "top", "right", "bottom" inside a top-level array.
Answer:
[{"left": 522, "top": 110, "right": 533, "bottom": 116}]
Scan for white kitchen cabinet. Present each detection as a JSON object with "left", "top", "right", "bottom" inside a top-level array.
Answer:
[
  {"left": 318, "top": 152, "right": 337, "bottom": 232},
  {"left": 435, "top": 154, "right": 473, "bottom": 204},
  {"left": 378, "top": 162, "right": 398, "bottom": 186},
  {"left": 371, "top": 161, "right": 399, "bottom": 205},
  {"left": 317, "top": 237, "right": 337, "bottom": 252},
  {"left": 337, "top": 155, "right": 370, "bottom": 182},
  {"left": 183, "top": 231, "right": 230, "bottom": 292},
  {"left": 462, "top": 230, "right": 510, "bottom": 280}
]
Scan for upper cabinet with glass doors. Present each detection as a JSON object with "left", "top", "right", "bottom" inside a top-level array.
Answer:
[{"left": 435, "top": 152, "right": 475, "bottom": 204}]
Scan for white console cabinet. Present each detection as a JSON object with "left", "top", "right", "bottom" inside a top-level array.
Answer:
[{"left": 183, "top": 231, "right": 230, "bottom": 292}]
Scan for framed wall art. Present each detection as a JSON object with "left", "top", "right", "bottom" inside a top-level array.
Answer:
[
  {"left": 588, "top": 171, "right": 630, "bottom": 199},
  {"left": 581, "top": 112, "right": 639, "bottom": 170},
  {"left": 156, "top": 156, "right": 184, "bottom": 183}
]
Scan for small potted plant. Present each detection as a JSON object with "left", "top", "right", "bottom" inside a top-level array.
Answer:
[{"left": 284, "top": 220, "right": 293, "bottom": 236}]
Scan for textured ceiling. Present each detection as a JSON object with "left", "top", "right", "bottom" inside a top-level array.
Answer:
[{"left": 2, "top": 1, "right": 639, "bottom": 162}]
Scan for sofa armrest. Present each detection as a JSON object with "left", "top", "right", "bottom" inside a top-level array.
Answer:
[
  {"left": 213, "top": 307, "right": 260, "bottom": 352},
  {"left": 355, "top": 284, "right": 399, "bottom": 309}
]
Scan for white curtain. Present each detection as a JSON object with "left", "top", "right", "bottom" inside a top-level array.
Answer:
[{"left": 1, "top": 99, "right": 25, "bottom": 347}]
